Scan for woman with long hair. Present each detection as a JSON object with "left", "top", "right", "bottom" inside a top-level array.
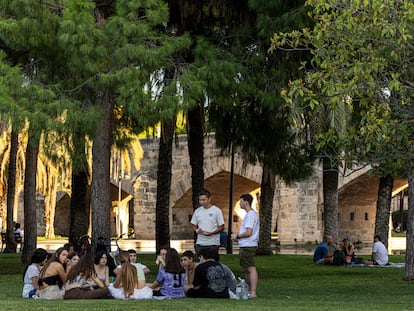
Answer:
[
  {"left": 150, "top": 248, "right": 185, "bottom": 298},
  {"left": 66, "top": 252, "right": 80, "bottom": 275},
  {"left": 94, "top": 250, "right": 110, "bottom": 287},
  {"left": 109, "top": 259, "right": 152, "bottom": 300},
  {"left": 22, "top": 248, "right": 49, "bottom": 298},
  {"left": 64, "top": 253, "right": 109, "bottom": 299},
  {"left": 38, "top": 247, "right": 68, "bottom": 299}
]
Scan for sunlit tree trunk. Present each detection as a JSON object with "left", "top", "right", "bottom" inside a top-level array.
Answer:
[
  {"left": 375, "top": 174, "right": 393, "bottom": 248},
  {"left": 44, "top": 164, "right": 57, "bottom": 238}
]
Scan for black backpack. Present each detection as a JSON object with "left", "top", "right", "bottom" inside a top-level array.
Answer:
[{"left": 333, "top": 250, "right": 346, "bottom": 266}]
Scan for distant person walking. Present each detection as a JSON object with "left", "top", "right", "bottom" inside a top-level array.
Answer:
[
  {"left": 191, "top": 189, "right": 225, "bottom": 260},
  {"left": 232, "top": 193, "right": 260, "bottom": 299}
]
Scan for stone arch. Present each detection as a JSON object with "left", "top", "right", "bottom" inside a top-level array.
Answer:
[{"left": 338, "top": 173, "right": 407, "bottom": 242}]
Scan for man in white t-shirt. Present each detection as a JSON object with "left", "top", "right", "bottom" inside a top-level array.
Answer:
[
  {"left": 191, "top": 189, "right": 225, "bottom": 261},
  {"left": 370, "top": 235, "right": 389, "bottom": 266},
  {"left": 232, "top": 193, "right": 259, "bottom": 298}
]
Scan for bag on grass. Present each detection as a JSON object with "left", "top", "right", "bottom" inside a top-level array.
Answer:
[{"left": 333, "top": 250, "right": 346, "bottom": 266}]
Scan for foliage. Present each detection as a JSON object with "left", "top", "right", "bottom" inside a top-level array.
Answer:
[
  {"left": 203, "top": 0, "right": 315, "bottom": 183},
  {"left": 270, "top": 0, "right": 414, "bottom": 168}
]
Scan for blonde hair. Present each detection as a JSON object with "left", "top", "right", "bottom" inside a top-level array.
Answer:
[{"left": 114, "top": 262, "right": 138, "bottom": 298}]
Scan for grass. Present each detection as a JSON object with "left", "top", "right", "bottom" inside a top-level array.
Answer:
[{"left": 1, "top": 253, "right": 413, "bottom": 310}]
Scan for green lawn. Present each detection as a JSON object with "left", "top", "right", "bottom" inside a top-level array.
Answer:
[{"left": 1, "top": 253, "right": 412, "bottom": 310}]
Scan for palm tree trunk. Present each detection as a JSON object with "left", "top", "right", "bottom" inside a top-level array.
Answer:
[
  {"left": 155, "top": 117, "right": 176, "bottom": 253},
  {"left": 404, "top": 170, "right": 414, "bottom": 280},
  {"left": 375, "top": 174, "right": 393, "bottom": 248},
  {"left": 22, "top": 132, "right": 39, "bottom": 263},
  {"left": 323, "top": 157, "right": 338, "bottom": 241},
  {"left": 256, "top": 163, "right": 275, "bottom": 255},
  {"left": 91, "top": 91, "right": 113, "bottom": 251},
  {"left": 4, "top": 128, "right": 18, "bottom": 253},
  {"left": 187, "top": 104, "right": 205, "bottom": 211},
  {"left": 44, "top": 164, "right": 57, "bottom": 238}
]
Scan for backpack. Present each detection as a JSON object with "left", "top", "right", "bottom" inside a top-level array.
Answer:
[{"left": 333, "top": 250, "right": 346, "bottom": 266}]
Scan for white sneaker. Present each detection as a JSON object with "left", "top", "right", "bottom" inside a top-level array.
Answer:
[{"left": 32, "top": 295, "right": 40, "bottom": 299}]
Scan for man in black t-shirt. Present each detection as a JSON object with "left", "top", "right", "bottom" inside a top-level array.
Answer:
[{"left": 186, "top": 248, "right": 229, "bottom": 299}]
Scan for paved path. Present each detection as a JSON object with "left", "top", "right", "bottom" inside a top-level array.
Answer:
[{"left": 36, "top": 239, "right": 240, "bottom": 254}]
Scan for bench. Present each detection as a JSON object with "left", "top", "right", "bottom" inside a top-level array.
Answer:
[{"left": 1, "top": 232, "right": 23, "bottom": 252}]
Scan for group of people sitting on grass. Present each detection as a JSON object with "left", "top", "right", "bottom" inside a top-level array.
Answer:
[
  {"left": 22, "top": 242, "right": 238, "bottom": 300},
  {"left": 313, "top": 234, "right": 390, "bottom": 266}
]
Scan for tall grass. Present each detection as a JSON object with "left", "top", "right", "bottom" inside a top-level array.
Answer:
[{"left": 0, "top": 253, "right": 411, "bottom": 310}]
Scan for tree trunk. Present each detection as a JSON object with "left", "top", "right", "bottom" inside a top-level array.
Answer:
[
  {"left": 155, "top": 117, "right": 176, "bottom": 253},
  {"left": 22, "top": 132, "right": 39, "bottom": 263},
  {"left": 404, "top": 171, "right": 414, "bottom": 281},
  {"left": 4, "top": 129, "right": 18, "bottom": 253},
  {"left": 44, "top": 164, "right": 57, "bottom": 238},
  {"left": 256, "top": 163, "right": 274, "bottom": 255},
  {"left": 91, "top": 91, "right": 113, "bottom": 252},
  {"left": 187, "top": 104, "right": 204, "bottom": 211},
  {"left": 69, "top": 136, "right": 89, "bottom": 251},
  {"left": 375, "top": 174, "right": 393, "bottom": 248},
  {"left": 322, "top": 157, "right": 338, "bottom": 241}
]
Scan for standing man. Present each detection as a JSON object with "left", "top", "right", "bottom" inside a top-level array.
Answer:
[
  {"left": 232, "top": 193, "right": 259, "bottom": 299},
  {"left": 191, "top": 188, "right": 225, "bottom": 260}
]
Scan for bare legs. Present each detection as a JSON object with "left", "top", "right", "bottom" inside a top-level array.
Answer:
[{"left": 244, "top": 266, "right": 258, "bottom": 297}]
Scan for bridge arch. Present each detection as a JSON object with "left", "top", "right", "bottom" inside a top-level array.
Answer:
[{"left": 133, "top": 135, "right": 264, "bottom": 239}]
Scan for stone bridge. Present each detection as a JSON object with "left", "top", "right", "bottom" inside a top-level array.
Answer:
[
  {"left": 114, "top": 134, "right": 408, "bottom": 246},
  {"left": 44, "top": 134, "right": 407, "bottom": 248}
]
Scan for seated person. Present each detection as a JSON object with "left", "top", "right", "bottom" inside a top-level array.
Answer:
[
  {"left": 155, "top": 247, "right": 167, "bottom": 269},
  {"left": 313, "top": 235, "right": 335, "bottom": 264},
  {"left": 66, "top": 252, "right": 80, "bottom": 274},
  {"left": 150, "top": 248, "right": 185, "bottom": 298},
  {"left": 22, "top": 248, "right": 49, "bottom": 298},
  {"left": 128, "top": 249, "right": 150, "bottom": 275},
  {"left": 216, "top": 258, "right": 237, "bottom": 298},
  {"left": 108, "top": 261, "right": 152, "bottom": 300},
  {"left": 114, "top": 251, "right": 146, "bottom": 288},
  {"left": 186, "top": 247, "right": 229, "bottom": 299},
  {"left": 365, "top": 235, "right": 389, "bottom": 266},
  {"left": 341, "top": 238, "right": 357, "bottom": 264},
  {"left": 14, "top": 222, "right": 22, "bottom": 236},
  {"left": 64, "top": 254, "right": 109, "bottom": 299},
  {"left": 94, "top": 250, "right": 111, "bottom": 287},
  {"left": 95, "top": 238, "right": 116, "bottom": 277},
  {"left": 181, "top": 250, "right": 197, "bottom": 291},
  {"left": 63, "top": 243, "right": 75, "bottom": 256},
  {"left": 38, "top": 247, "right": 68, "bottom": 299}
]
